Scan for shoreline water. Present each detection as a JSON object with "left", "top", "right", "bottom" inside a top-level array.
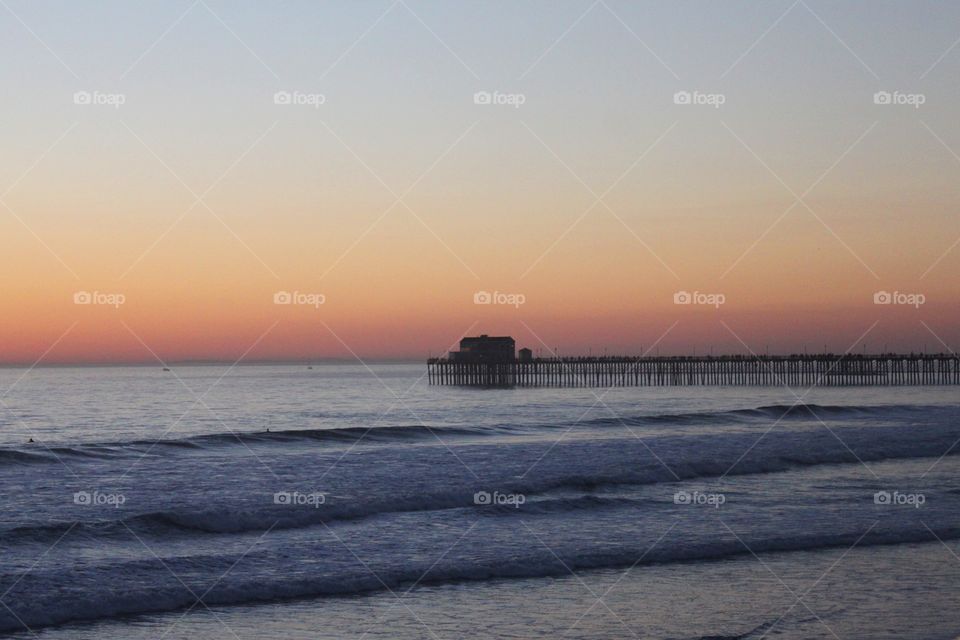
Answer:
[{"left": 0, "top": 366, "right": 957, "bottom": 638}]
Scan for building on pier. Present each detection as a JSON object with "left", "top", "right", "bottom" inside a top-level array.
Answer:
[{"left": 448, "top": 335, "right": 516, "bottom": 363}]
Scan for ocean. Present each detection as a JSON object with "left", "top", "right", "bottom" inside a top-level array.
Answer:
[{"left": 1, "top": 364, "right": 959, "bottom": 639}]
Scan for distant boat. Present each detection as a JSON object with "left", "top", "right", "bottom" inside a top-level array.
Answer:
[
  {"left": 307, "top": 366, "right": 313, "bottom": 370},
  {"left": 162, "top": 367, "right": 171, "bottom": 372}
]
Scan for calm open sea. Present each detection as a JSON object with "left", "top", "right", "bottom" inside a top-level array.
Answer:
[{"left": 1, "top": 364, "right": 959, "bottom": 639}]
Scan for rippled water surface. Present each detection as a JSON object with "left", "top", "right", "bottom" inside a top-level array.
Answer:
[{"left": 1, "top": 364, "right": 958, "bottom": 639}]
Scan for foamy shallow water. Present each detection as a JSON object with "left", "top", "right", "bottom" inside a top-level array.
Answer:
[
  {"left": 30, "top": 541, "right": 960, "bottom": 640},
  {"left": 0, "top": 365, "right": 958, "bottom": 639}
]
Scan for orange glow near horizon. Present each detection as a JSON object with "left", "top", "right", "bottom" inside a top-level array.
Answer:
[
  {"left": 1, "top": 3, "right": 958, "bottom": 364},
  {"left": 2, "top": 186, "right": 959, "bottom": 364},
  {"left": 2, "top": 180, "right": 958, "bottom": 364}
]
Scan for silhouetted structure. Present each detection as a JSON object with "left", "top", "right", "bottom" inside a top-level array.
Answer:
[
  {"left": 449, "top": 335, "right": 515, "bottom": 363},
  {"left": 429, "top": 340, "right": 960, "bottom": 387}
]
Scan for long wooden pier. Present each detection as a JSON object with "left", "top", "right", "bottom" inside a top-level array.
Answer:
[{"left": 427, "top": 354, "right": 960, "bottom": 387}]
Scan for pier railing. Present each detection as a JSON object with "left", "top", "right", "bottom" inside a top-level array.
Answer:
[{"left": 427, "top": 354, "right": 960, "bottom": 387}]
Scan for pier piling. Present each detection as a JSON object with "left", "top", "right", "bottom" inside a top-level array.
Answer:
[{"left": 427, "top": 354, "right": 960, "bottom": 388}]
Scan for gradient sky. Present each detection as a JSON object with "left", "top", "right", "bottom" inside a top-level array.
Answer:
[{"left": 1, "top": 0, "right": 958, "bottom": 364}]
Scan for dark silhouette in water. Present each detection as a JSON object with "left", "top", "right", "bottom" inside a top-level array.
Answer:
[{"left": 430, "top": 338, "right": 960, "bottom": 387}]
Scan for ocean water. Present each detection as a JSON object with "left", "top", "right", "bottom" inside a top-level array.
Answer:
[{"left": 1, "top": 364, "right": 959, "bottom": 639}]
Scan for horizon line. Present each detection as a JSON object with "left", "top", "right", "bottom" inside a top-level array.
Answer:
[{"left": 1, "top": 350, "right": 955, "bottom": 369}]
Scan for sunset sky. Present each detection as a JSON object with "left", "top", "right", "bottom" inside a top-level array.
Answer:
[{"left": 1, "top": 0, "right": 958, "bottom": 364}]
